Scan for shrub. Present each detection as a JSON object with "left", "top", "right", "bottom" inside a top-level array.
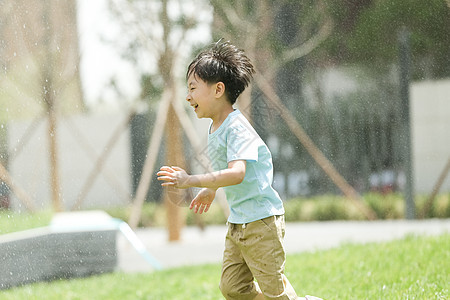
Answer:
[
  {"left": 363, "top": 193, "right": 403, "bottom": 219},
  {"left": 283, "top": 198, "right": 304, "bottom": 222},
  {"left": 313, "top": 200, "right": 347, "bottom": 220},
  {"left": 106, "top": 202, "right": 164, "bottom": 227},
  {"left": 416, "top": 193, "right": 450, "bottom": 219},
  {"left": 185, "top": 203, "right": 227, "bottom": 226},
  {"left": 105, "top": 192, "right": 450, "bottom": 227}
]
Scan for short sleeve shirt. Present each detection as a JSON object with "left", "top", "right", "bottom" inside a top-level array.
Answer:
[{"left": 208, "top": 110, "right": 285, "bottom": 224}]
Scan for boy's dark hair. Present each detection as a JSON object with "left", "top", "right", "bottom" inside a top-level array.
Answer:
[{"left": 187, "top": 40, "right": 255, "bottom": 105}]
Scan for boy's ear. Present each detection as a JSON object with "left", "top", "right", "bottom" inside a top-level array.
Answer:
[{"left": 214, "top": 82, "right": 225, "bottom": 98}]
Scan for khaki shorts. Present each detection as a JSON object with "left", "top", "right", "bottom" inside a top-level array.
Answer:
[{"left": 220, "top": 215, "right": 298, "bottom": 300}]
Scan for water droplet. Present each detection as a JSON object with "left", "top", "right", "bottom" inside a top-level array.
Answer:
[{"left": 13, "top": 52, "right": 16, "bottom": 57}]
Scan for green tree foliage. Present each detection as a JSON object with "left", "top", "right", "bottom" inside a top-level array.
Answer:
[{"left": 321, "top": 0, "right": 450, "bottom": 79}]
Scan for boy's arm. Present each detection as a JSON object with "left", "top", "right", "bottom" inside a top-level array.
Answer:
[{"left": 157, "top": 160, "right": 246, "bottom": 189}]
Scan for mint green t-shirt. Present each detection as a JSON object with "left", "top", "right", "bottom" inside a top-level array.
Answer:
[{"left": 207, "top": 109, "right": 285, "bottom": 224}]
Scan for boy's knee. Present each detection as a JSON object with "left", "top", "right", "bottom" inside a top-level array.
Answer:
[
  {"left": 219, "top": 279, "right": 258, "bottom": 300},
  {"left": 219, "top": 279, "right": 237, "bottom": 299}
]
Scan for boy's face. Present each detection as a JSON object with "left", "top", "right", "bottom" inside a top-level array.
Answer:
[{"left": 186, "top": 73, "right": 217, "bottom": 119}]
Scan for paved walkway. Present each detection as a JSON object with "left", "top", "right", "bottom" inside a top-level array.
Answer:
[{"left": 117, "top": 219, "right": 450, "bottom": 273}]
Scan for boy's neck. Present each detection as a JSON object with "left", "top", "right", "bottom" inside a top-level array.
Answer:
[{"left": 211, "top": 105, "right": 235, "bottom": 133}]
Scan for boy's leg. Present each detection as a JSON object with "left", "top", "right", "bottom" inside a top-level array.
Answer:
[
  {"left": 220, "top": 224, "right": 261, "bottom": 300},
  {"left": 241, "top": 215, "right": 298, "bottom": 300}
]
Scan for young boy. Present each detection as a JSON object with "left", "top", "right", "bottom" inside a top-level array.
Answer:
[{"left": 157, "top": 40, "right": 321, "bottom": 300}]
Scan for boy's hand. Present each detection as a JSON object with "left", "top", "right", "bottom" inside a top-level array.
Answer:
[
  {"left": 190, "top": 188, "right": 216, "bottom": 214},
  {"left": 157, "top": 166, "right": 191, "bottom": 189}
]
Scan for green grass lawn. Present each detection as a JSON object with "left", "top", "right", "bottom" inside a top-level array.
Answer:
[
  {"left": 1, "top": 234, "right": 448, "bottom": 300},
  {"left": 0, "top": 210, "right": 52, "bottom": 235}
]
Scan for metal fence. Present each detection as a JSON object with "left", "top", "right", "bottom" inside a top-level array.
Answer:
[{"left": 249, "top": 76, "right": 406, "bottom": 199}]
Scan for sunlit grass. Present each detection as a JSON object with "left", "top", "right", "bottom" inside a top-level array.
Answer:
[
  {"left": 2, "top": 234, "right": 448, "bottom": 299},
  {"left": 0, "top": 210, "right": 52, "bottom": 235}
]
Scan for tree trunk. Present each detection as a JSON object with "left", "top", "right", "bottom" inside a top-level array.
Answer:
[
  {"left": 46, "top": 81, "right": 62, "bottom": 212},
  {"left": 164, "top": 102, "right": 186, "bottom": 241}
]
